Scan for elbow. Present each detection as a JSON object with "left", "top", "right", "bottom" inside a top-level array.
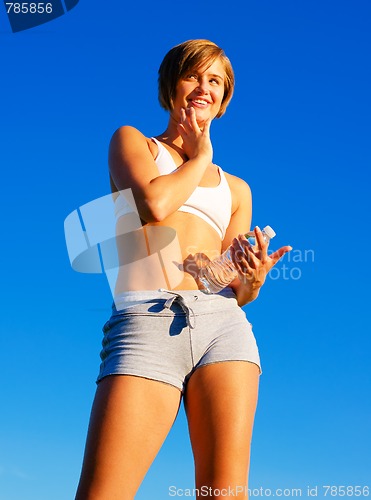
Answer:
[
  {"left": 140, "top": 198, "right": 169, "bottom": 223},
  {"left": 146, "top": 210, "right": 165, "bottom": 223}
]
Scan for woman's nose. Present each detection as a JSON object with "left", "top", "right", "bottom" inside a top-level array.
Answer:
[{"left": 196, "top": 78, "right": 210, "bottom": 94}]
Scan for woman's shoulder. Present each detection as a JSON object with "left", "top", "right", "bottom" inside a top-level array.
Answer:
[
  {"left": 223, "top": 172, "right": 252, "bottom": 214},
  {"left": 110, "top": 125, "right": 156, "bottom": 158},
  {"left": 110, "top": 125, "right": 148, "bottom": 144},
  {"left": 224, "top": 171, "right": 252, "bottom": 197}
]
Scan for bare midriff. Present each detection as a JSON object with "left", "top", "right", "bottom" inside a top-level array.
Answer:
[{"left": 113, "top": 210, "right": 223, "bottom": 294}]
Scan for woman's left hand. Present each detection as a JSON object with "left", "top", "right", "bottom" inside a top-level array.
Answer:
[{"left": 229, "top": 226, "right": 292, "bottom": 290}]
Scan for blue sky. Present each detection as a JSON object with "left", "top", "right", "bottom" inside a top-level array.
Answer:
[{"left": 0, "top": 0, "right": 370, "bottom": 498}]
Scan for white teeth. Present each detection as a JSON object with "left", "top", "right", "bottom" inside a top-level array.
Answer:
[{"left": 194, "top": 99, "right": 208, "bottom": 105}]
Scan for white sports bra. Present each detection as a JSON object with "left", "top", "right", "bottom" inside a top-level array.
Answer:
[{"left": 114, "top": 137, "right": 232, "bottom": 240}]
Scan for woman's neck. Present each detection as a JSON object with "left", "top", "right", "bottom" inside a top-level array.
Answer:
[{"left": 157, "top": 115, "right": 182, "bottom": 146}]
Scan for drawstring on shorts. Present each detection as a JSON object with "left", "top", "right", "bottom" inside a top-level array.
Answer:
[{"left": 158, "top": 288, "right": 198, "bottom": 329}]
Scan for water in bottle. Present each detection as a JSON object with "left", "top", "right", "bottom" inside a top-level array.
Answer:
[{"left": 199, "top": 225, "right": 276, "bottom": 294}]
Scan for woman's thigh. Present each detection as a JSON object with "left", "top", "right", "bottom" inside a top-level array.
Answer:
[
  {"left": 184, "top": 361, "right": 260, "bottom": 499},
  {"left": 75, "top": 375, "right": 182, "bottom": 500}
]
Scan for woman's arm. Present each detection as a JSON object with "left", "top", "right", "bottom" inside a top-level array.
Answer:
[
  {"left": 223, "top": 175, "right": 292, "bottom": 307},
  {"left": 109, "top": 113, "right": 212, "bottom": 222},
  {"left": 221, "top": 175, "right": 258, "bottom": 306}
]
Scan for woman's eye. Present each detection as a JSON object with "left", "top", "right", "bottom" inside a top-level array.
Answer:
[
  {"left": 187, "top": 74, "right": 198, "bottom": 80},
  {"left": 210, "top": 78, "right": 221, "bottom": 85}
]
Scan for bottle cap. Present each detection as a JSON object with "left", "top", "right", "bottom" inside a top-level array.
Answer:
[{"left": 263, "top": 225, "right": 276, "bottom": 239}]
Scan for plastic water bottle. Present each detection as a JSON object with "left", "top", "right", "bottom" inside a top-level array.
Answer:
[{"left": 199, "top": 225, "right": 276, "bottom": 294}]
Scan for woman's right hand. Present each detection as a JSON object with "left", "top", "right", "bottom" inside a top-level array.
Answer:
[{"left": 177, "top": 107, "right": 213, "bottom": 164}]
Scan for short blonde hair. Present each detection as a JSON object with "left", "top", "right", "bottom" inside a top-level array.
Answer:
[{"left": 158, "top": 39, "right": 235, "bottom": 118}]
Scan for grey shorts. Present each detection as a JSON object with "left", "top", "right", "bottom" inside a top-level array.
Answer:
[{"left": 97, "top": 287, "right": 262, "bottom": 392}]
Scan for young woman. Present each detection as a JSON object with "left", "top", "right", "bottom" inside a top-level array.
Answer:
[{"left": 75, "top": 39, "right": 291, "bottom": 500}]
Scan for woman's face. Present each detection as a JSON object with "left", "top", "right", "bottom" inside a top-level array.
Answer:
[{"left": 172, "top": 57, "right": 226, "bottom": 126}]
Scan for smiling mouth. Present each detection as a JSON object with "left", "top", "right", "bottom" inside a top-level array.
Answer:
[{"left": 189, "top": 99, "right": 211, "bottom": 108}]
